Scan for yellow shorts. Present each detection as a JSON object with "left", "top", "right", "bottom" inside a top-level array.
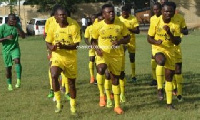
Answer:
[
  {"left": 89, "top": 48, "right": 95, "bottom": 57},
  {"left": 175, "top": 46, "right": 182, "bottom": 63},
  {"left": 152, "top": 47, "right": 175, "bottom": 70},
  {"left": 51, "top": 58, "right": 77, "bottom": 79},
  {"left": 95, "top": 54, "right": 122, "bottom": 75}
]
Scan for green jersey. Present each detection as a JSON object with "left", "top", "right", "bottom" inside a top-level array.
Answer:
[{"left": 0, "top": 23, "right": 21, "bottom": 53}]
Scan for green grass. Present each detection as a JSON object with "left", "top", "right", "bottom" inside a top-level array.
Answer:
[{"left": 0, "top": 31, "right": 200, "bottom": 120}]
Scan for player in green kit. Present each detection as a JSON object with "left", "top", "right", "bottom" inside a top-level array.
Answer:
[{"left": 0, "top": 14, "right": 25, "bottom": 91}]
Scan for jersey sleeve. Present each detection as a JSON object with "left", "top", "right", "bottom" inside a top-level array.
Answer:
[
  {"left": 180, "top": 16, "right": 187, "bottom": 29},
  {"left": 148, "top": 22, "right": 156, "bottom": 36},
  {"left": 92, "top": 23, "right": 100, "bottom": 39},
  {"left": 0, "top": 25, "right": 4, "bottom": 38},
  {"left": 173, "top": 24, "right": 181, "bottom": 37},
  {"left": 121, "top": 23, "right": 130, "bottom": 37},
  {"left": 133, "top": 17, "right": 139, "bottom": 27},
  {"left": 84, "top": 26, "right": 90, "bottom": 38},
  {"left": 45, "top": 27, "right": 54, "bottom": 43},
  {"left": 72, "top": 25, "right": 81, "bottom": 43}
]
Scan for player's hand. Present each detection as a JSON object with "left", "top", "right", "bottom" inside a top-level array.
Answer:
[
  {"left": 112, "top": 40, "right": 120, "bottom": 46},
  {"left": 155, "top": 40, "right": 162, "bottom": 45},
  {"left": 5, "top": 35, "right": 13, "bottom": 40},
  {"left": 49, "top": 45, "right": 57, "bottom": 51},
  {"left": 163, "top": 25, "right": 171, "bottom": 34},
  {"left": 96, "top": 48, "right": 103, "bottom": 56},
  {"left": 56, "top": 42, "right": 63, "bottom": 49}
]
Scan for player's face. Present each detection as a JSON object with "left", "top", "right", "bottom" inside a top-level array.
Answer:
[
  {"left": 162, "top": 5, "right": 174, "bottom": 20},
  {"left": 122, "top": 11, "right": 129, "bottom": 18},
  {"left": 8, "top": 16, "right": 17, "bottom": 26},
  {"left": 153, "top": 5, "right": 161, "bottom": 16},
  {"left": 103, "top": 7, "right": 115, "bottom": 22},
  {"left": 56, "top": 9, "right": 67, "bottom": 24}
]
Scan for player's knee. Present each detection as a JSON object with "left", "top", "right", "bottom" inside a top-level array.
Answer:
[
  {"left": 90, "top": 56, "right": 95, "bottom": 62},
  {"left": 105, "top": 71, "right": 111, "bottom": 80},
  {"left": 119, "top": 71, "right": 125, "bottom": 80},
  {"left": 129, "top": 53, "right": 135, "bottom": 62},
  {"left": 175, "top": 69, "right": 181, "bottom": 74},
  {"left": 14, "top": 58, "right": 20, "bottom": 64}
]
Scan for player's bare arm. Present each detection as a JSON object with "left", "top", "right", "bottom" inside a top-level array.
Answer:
[
  {"left": 91, "top": 38, "right": 103, "bottom": 56},
  {"left": 46, "top": 42, "right": 57, "bottom": 51},
  {"left": 112, "top": 35, "right": 130, "bottom": 46},
  {"left": 163, "top": 25, "right": 181, "bottom": 45},
  {"left": 147, "top": 35, "right": 162, "bottom": 45},
  {"left": 0, "top": 35, "right": 13, "bottom": 42},
  {"left": 16, "top": 26, "right": 25, "bottom": 39},
  {"left": 129, "top": 26, "right": 140, "bottom": 34},
  {"left": 57, "top": 42, "right": 79, "bottom": 50}
]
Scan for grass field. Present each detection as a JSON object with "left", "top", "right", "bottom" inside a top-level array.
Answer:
[{"left": 0, "top": 30, "right": 200, "bottom": 120}]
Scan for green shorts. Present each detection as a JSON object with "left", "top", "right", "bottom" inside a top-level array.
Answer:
[{"left": 2, "top": 47, "right": 21, "bottom": 67}]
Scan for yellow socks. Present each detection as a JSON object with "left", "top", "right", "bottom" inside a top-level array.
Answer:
[
  {"left": 172, "top": 76, "right": 177, "bottom": 90},
  {"left": 175, "top": 74, "right": 183, "bottom": 96},
  {"left": 48, "top": 69, "right": 53, "bottom": 89},
  {"left": 131, "top": 62, "right": 136, "bottom": 78},
  {"left": 151, "top": 59, "right": 157, "bottom": 80},
  {"left": 70, "top": 98, "right": 76, "bottom": 107},
  {"left": 156, "top": 65, "right": 164, "bottom": 89},
  {"left": 112, "top": 85, "right": 120, "bottom": 108},
  {"left": 119, "top": 79, "right": 125, "bottom": 96},
  {"left": 165, "top": 81, "right": 173, "bottom": 104},
  {"left": 97, "top": 73, "right": 104, "bottom": 97},
  {"left": 89, "top": 61, "right": 94, "bottom": 78},
  {"left": 61, "top": 73, "right": 69, "bottom": 94},
  {"left": 54, "top": 91, "right": 61, "bottom": 106},
  {"left": 105, "top": 79, "right": 111, "bottom": 100}
]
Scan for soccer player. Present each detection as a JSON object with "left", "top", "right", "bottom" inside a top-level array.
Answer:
[
  {"left": 147, "top": 2, "right": 181, "bottom": 109},
  {"left": 45, "top": 6, "right": 81, "bottom": 114},
  {"left": 171, "top": 2, "right": 188, "bottom": 102},
  {"left": 84, "top": 14, "right": 97, "bottom": 84},
  {"left": 0, "top": 14, "right": 25, "bottom": 91},
  {"left": 119, "top": 5, "right": 140, "bottom": 82},
  {"left": 149, "top": 2, "right": 162, "bottom": 86},
  {"left": 91, "top": 4, "right": 130, "bottom": 114}
]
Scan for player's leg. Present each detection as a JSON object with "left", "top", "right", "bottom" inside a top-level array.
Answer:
[
  {"left": 155, "top": 52, "right": 166, "bottom": 100},
  {"left": 175, "top": 63, "right": 183, "bottom": 102},
  {"left": 48, "top": 61, "right": 54, "bottom": 98},
  {"left": 51, "top": 66, "right": 62, "bottom": 113},
  {"left": 13, "top": 58, "right": 22, "bottom": 88},
  {"left": 165, "top": 68, "right": 175, "bottom": 109},
  {"left": 89, "top": 55, "right": 95, "bottom": 84},
  {"left": 129, "top": 53, "right": 136, "bottom": 82},
  {"left": 96, "top": 63, "right": 107, "bottom": 107},
  {"left": 150, "top": 55, "right": 157, "bottom": 86},
  {"left": 68, "top": 78, "right": 77, "bottom": 114},
  {"left": 6, "top": 66, "right": 13, "bottom": 91},
  {"left": 12, "top": 47, "right": 22, "bottom": 88},
  {"left": 105, "top": 69, "right": 112, "bottom": 107},
  {"left": 111, "top": 73, "right": 123, "bottom": 114},
  {"left": 119, "top": 71, "right": 126, "bottom": 103},
  {"left": 61, "top": 72, "right": 70, "bottom": 100}
]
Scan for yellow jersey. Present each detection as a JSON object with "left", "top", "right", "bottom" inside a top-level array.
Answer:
[
  {"left": 45, "top": 20, "right": 81, "bottom": 61},
  {"left": 45, "top": 17, "right": 80, "bottom": 33},
  {"left": 148, "top": 16, "right": 181, "bottom": 50},
  {"left": 119, "top": 15, "right": 139, "bottom": 40},
  {"left": 92, "top": 19, "right": 129, "bottom": 56}
]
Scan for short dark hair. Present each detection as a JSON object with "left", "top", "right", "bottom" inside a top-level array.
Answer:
[
  {"left": 8, "top": 13, "right": 16, "bottom": 18},
  {"left": 50, "top": 4, "right": 62, "bottom": 16},
  {"left": 154, "top": 2, "right": 162, "bottom": 10},
  {"left": 122, "top": 5, "right": 131, "bottom": 12},
  {"left": 162, "top": 2, "right": 175, "bottom": 10},
  {"left": 102, "top": 4, "right": 114, "bottom": 11}
]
